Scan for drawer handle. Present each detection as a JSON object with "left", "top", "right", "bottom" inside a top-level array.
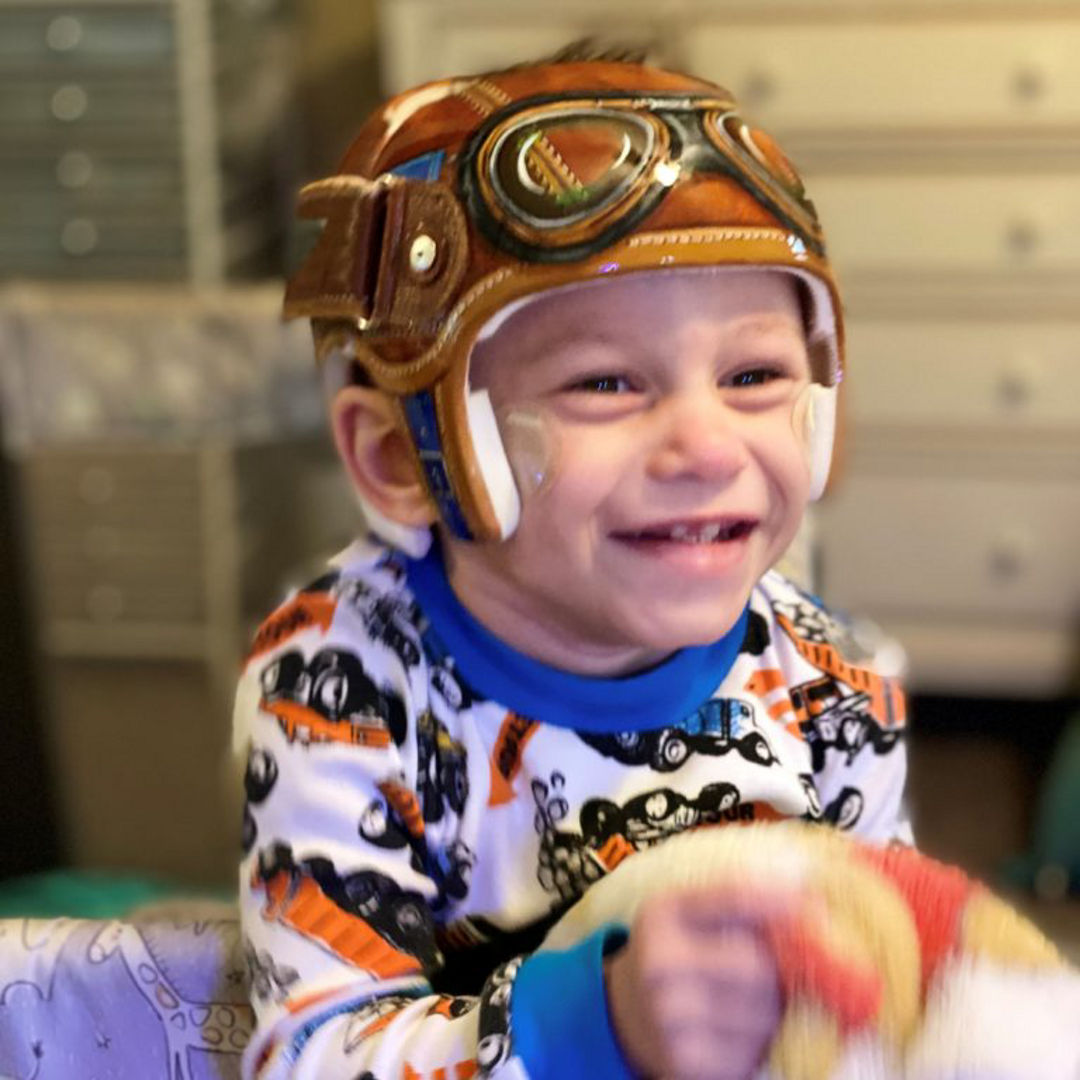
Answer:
[
  {"left": 1011, "top": 65, "right": 1047, "bottom": 103},
  {"left": 46, "top": 15, "right": 83, "bottom": 52},
  {"left": 741, "top": 69, "right": 777, "bottom": 107},
  {"left": 997, "top": 354, "right": 1041, "bottom": 410},
  {"left": 988, "top": 531, "right": 1032, "bottom": 581},
  {"left": 86, "top": 584, "right": 125, "bottom": 622},
  {"left": 56, "top": 150, "right": 94, "bottom": 189},
  {"left": 51, "top": 84, "right": 88, "bottom": 122},
  {"left": 1004, "top": 219, "right": 1039, "bottom": 259},
  {"left": 61, "top": 218, "right": 99, "bottom": 256}
]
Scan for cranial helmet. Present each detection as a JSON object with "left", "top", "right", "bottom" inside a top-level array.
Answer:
[{"left": 284, "top": 59, "right": 844, "bottom": 549}]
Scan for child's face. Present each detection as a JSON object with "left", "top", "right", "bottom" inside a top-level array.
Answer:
[{"left": 445, "top": 269, "right": 814, "bottom": 674}]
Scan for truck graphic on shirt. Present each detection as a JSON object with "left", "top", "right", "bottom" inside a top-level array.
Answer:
[
  {"left": 790, "top": 674, "right": 901, "bottom": 771},
  {"left": 258, "top": 647, "right": 407, "bottom": 751},
  {"left": 581, "top": 698, "right": 777, "bottom": 772}
]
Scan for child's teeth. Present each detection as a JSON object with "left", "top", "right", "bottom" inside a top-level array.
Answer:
[
  {"left": 636, "top": 522, "right": 742, "bottom": 542},
  {"left": 663, "top": 523, "right": 727, "bottom": 542}
]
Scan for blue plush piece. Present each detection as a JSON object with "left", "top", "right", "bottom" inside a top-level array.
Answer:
[
  {"left": 1004, "top": 711, "right": 1080, "bottom": 899},
  {"left": 1031, "top": 712, "right": 1080, "bottom": 894}
]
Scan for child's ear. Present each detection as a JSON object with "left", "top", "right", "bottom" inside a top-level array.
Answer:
[{"left": 330, "top": 385, "right": 438, "bottom": 528}]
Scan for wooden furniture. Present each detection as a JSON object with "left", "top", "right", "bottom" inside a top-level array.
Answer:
[
  {"left": 2, "top": 285, "right": 353, "bottom": 886},
  {"left": 14, "top": 438, "right": 347, "bottom": 886}
]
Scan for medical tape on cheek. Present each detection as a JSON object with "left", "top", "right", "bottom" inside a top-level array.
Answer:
[
  {"left": 792, "top": 384, "right": 813, "bottom": 458},
  {"left": 498, "top": 406, "right": 560, "bottom": 499}
]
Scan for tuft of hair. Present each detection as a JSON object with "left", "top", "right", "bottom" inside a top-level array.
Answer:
[
  {"left": 489, "top": 35, "right": 658, "bottom": 75},
  {"left": 545, "top": 36, "right": 655, "bottom": 65}
]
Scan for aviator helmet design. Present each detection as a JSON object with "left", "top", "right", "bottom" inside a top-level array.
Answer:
[{"left": 284, "top": 59, "right": 844, "bottom": 548}]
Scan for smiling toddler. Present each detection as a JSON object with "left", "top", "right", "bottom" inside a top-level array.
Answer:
[{"left": 235, "top": 52, "right": 911, "bottom": 1080}]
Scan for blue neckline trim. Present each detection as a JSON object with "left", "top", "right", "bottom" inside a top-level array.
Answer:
[{"left": 403, "top": 544, "right": 749, "bottom": 732}]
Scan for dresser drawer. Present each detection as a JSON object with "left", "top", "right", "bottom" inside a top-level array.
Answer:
[
  {"left": 0, "top": 77, "right": 178, "bottom": 136},
  {"left": 0, "top": 6, "right": 174, "bottom": 68},
  {"left": 437, "top": 21, "right": 655, "bottom": 83},
  {"left": 33, "top": 562, "right": 207, "bottom": 624},
  {"left": 0, "top": 249, "right": 187, "bottom": 281},
  {"left": 23, "top": 449, "right": 206, "bottom": 625},
  {"left": 380, "top": 4, "right": 680, "bottom": 93},
  {"left": 7, "top": 190, "right": 184, "bottom": 229},
  {"left": 814, "top": 172, "right": 1080, "bottom": 275},
  {"left": 818, "top": 473, "right": 1080, "bottom": 622},
  {"left": 2, "top": 284, "right": 313, "bottom": 443},
  {"left": 0, "top": 216, "right": 185, "bottom": 263},
  {"left": 685, "top": 17, "right": 1080, "bottom": 132},
  {"left": 844, "top": 319, "right": 1080, "bottom": 432},
  {"left": 1, "top": 150, "right": 181, "bottom": 202},
  {"left": 26, "top": 449, "right": 202, "bottom": 531}
]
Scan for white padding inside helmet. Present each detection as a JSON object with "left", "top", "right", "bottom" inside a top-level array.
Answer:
[
  {"left": 467, "top": 388, "right": 522, "bottom": 540},
  {"left": 786, "top": 267, "right": 842, "bottom": 387}
]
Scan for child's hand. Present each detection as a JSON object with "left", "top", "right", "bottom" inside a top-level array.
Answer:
[{"left": 604, "top": 887, "right": 786, "bottom": 1080}]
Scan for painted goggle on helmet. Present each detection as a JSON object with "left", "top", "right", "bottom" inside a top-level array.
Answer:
[
  {"left": 284, "top": 64, "right": 844, "bottom": 545},
  {"left": 463, "top": 94, "right": 824, "bottom": 264}
]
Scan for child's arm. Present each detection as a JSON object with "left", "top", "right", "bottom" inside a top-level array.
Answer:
[{"left": 234, "top": 599, "right": 636, "bottom": 1080}]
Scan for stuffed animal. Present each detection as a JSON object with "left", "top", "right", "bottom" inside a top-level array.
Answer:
[{"left": 541, "top": 822, "right": 1080, "bottom": 1080}]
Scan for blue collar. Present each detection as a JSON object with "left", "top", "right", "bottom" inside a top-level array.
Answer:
[{"left": 403, "top": 544, "right": 749, "bottom": 732}]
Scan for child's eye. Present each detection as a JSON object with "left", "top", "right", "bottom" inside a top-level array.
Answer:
[
  {"left": 730, "top": 367, "right": 783, "bottom": 388},
  {"left": 569, "top": 375, "right": 635, "bottom": 394}
]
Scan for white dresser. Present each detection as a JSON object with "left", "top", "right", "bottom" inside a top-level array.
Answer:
[{"left": 377, "top": 0, "right": 1080, "bottom": 696}]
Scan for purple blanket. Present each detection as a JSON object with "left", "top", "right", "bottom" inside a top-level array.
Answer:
[{"left": 0, "top": 914, "right": 253, "bottom": 1079}]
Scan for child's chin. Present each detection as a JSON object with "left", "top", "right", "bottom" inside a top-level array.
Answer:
[{"left": 631, "top": 604, "right": 749, "bottom": 653}]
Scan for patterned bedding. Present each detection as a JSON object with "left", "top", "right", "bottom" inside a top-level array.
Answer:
[{"left": 0, "top": 911, "right": 252, "bottom": 1080}]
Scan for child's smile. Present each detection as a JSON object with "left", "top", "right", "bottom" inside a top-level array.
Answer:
[
  {"left": 442, "top": 268, "right": 815, "bottom": 676},
  {"left": 609, "top": 515, "right": 759, "bottom": 574}
]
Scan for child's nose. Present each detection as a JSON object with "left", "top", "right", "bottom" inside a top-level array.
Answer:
[{"left": 645, "top": 396, "right": 751, "bottom": 483}]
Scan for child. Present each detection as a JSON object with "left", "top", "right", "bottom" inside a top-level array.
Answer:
[{"left": 235, "top": 52, "right": 912, "bottom": 1080}]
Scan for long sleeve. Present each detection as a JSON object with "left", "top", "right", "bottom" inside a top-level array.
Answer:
[
  {"left": 233, "top": 573, "right": 635, "bottom": 1080},
  {"left": 234, "top": 580, "right": 483, "bottom": 1078}
]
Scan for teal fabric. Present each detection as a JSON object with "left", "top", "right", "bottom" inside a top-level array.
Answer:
[
  {"left": 1004, "top": 710, "right": 1080, "bottom": 898},
  {"left": 0, "top": 870, "right": 182, "bottom": 919}
]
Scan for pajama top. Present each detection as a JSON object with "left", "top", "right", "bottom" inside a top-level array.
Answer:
[{"left": 234, "top": 537, "right": 911, "bottom": 1080}]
